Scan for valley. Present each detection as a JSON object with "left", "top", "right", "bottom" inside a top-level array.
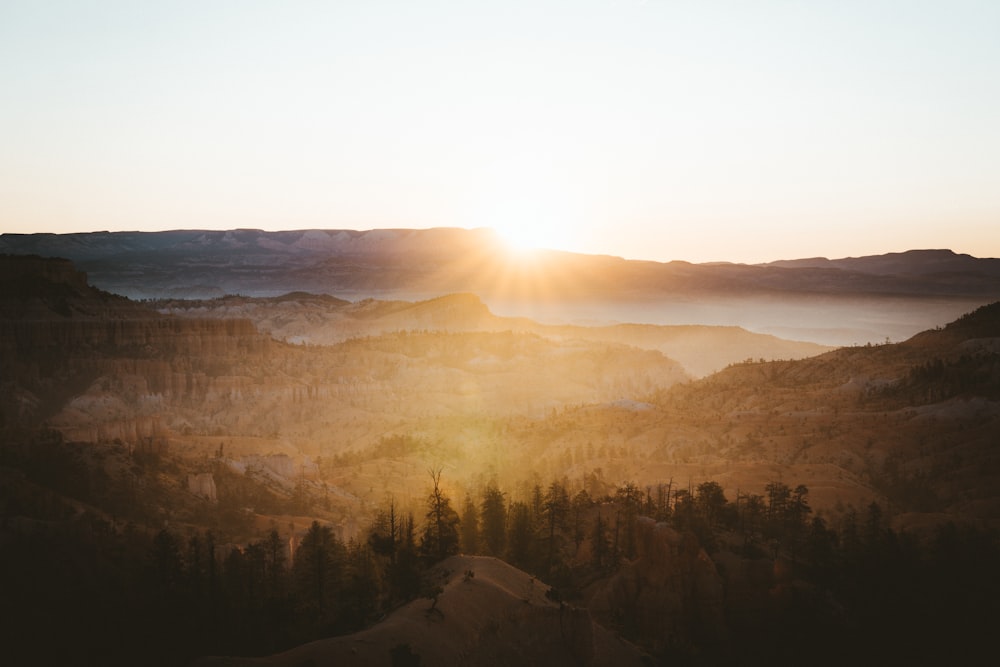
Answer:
[{"left": 1, "top": 246, "right": 998, "bottom": 666}]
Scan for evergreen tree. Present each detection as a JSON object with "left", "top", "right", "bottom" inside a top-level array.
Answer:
[
  {"left": 293, "top": 520, "right": 344, "bottom": 618},
  {"left": 263, "top": 529, "right": 287, "bottom": 599},
  {"left": 480, "top": 483, "right": 507, "bottom": 556},
  {"left": 543, "top": 481, "right": 570, "bottom": 572},
  {"left": 616, "top": 481, "right": 643, "bottom": 559},
  {"left": 389, "top": 511, "right": 421, "bottom": 602},
  {"left": 369, "top": 497, "right": 400, "bottom": 563},
  {"left": 460, "top": 493, "right": 480, "bottom": 554},
  {"left": 506, "top": 501, "right": 536, "bottom": 571},
  {"left": 419, "top": 468, "right": 460, "bottom": 563},
  {"left": 591, "top": 510, "right": 611, "bottom": 571},
  {"left": 570, "top": 489, "right": 593, "bottom": 551}
]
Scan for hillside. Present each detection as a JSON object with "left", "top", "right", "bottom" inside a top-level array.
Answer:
[
  {"left": 520, "top": 301, "right": 1000, "bottom": 530},
  {"left": 193, "top": 555, "right": 647, "bottom": 667}
]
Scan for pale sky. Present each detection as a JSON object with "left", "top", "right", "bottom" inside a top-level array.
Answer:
[{"left": 1, "top": 0, "right": 998, "bottom": 263}]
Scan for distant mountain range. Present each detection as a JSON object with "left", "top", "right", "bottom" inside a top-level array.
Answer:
[{"left": 3, "top": 228, "right": 999, "bottom": 345}]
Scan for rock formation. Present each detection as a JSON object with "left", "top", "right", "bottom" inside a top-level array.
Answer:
[{"left": 187, "top": 472, "right": 218, "bottom": 502}]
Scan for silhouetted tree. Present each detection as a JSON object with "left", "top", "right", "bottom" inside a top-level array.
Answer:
[
  {"left": 390, "top": 511, "right": 421, "bottom": 601},
  {"left": 293, "top": 520, "right": 344, "bottom": 618},
  {"left": 150, "top": 528, "right": 184, "bottom": 591},
  {"left": 543, "top": 481, "right": 570, "bottom": 572},
  {"left": 480, "top": 483, "right": 507, "bottom": 556},
  {"left": 460, "top": 493, "right": 479, "bottom": 554},
  {"left": 616, "top": 482, "right": 643, "bottom": 559},
  {"left": 341, "top": 541, "right": 380, "bottom": 630},
  {"left": 591, "top": 509, "right": 611, "bottom": 571},
  {"left": 263, "top": 529, "right": 287, "bottom": 599},
  {"left": 419, "top": 468, "right": 460, "bottom": 563},
  {"left": 369, "top": 497, "right": 400, "bottom": 563},
  {"left": 571, "top": 489, "right": 593, "bottom": 551},
  {"left": 695, "top": 481, "right": 727, "bottom": 528},
  {"left": 506, "top": 500, "right": 536, "bottom": 570}
]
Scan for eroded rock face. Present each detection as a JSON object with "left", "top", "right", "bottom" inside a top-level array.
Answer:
[
  {"left": 589, "top": 517, "right": 727, "bottom": 651},
  {"left": 187, "top": 472, "right": 217, "bottom": 502}
]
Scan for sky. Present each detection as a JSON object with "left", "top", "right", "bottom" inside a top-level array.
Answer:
[{"left": 1, "top": 0, "right": 998, "bottom": 264}]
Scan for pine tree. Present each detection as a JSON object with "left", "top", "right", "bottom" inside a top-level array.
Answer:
[
  {"left": 419, "top": 468, "right": 460, "bottom": 563},
  {"left": 460, "top": 493, "right": 480, "bottom": 554},
  {"left": 480, "top": 483, "right": 507, "bottom": 557},
  {"left": 293, "top": 520, "right": 344, "bottom": 618}
]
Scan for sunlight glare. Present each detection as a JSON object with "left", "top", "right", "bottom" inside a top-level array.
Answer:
[{"left": 484, "top": 201, "right": 565, "bottom": 257}]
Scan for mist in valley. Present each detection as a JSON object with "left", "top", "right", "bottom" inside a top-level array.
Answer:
[{"left": 486, "top": 293, "right": 988, "bottom": 347}]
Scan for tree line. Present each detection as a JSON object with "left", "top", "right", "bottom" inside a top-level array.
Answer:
[{"left": 4, "top": 457, "right": 997, "bottom": 666}]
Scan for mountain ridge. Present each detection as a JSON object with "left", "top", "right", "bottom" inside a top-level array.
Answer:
[{"left": 5, "top": 228, "right": 998, "bottom": 346}]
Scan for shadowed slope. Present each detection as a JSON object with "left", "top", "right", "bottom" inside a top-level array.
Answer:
[{"left": 192, "top": 555, "right": 648, "bottom": 667}]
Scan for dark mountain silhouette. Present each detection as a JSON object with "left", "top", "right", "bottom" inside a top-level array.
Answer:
[
  {"left": 764, "top": 248, "right": 1000, "bottom": 278},
  {"left": 3, "top": 230, "right": 998, "bottom": 299}
]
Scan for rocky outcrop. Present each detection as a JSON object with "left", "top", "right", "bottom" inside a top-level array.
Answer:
[
  {"left": 187, "top": 472, "right": 218, "bottom": 502},
  {"left": 0, "top": 256, "right": 278, "bottom": 433},
  {"left": 589, "top": 517, "right": 727, "bottom": 652}
]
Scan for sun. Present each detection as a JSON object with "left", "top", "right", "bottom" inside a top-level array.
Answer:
[
  {"left": 481, "top": 201, "right": 566, "bottom": 257},
  {"left": 496, "top": 223, "right": 551, "bottom": 255}
]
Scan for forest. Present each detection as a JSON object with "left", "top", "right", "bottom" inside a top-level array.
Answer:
[{"left": 3, "top": 430, "right": 996, "bottom": 666}]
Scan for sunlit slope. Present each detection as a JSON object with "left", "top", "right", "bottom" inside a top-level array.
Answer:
[
  {"left": 193, "top": 555, "right": 647, "bottom": 667},
  {"left": 512, "top": 302, "right": 1000, "bottom": 528}
]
